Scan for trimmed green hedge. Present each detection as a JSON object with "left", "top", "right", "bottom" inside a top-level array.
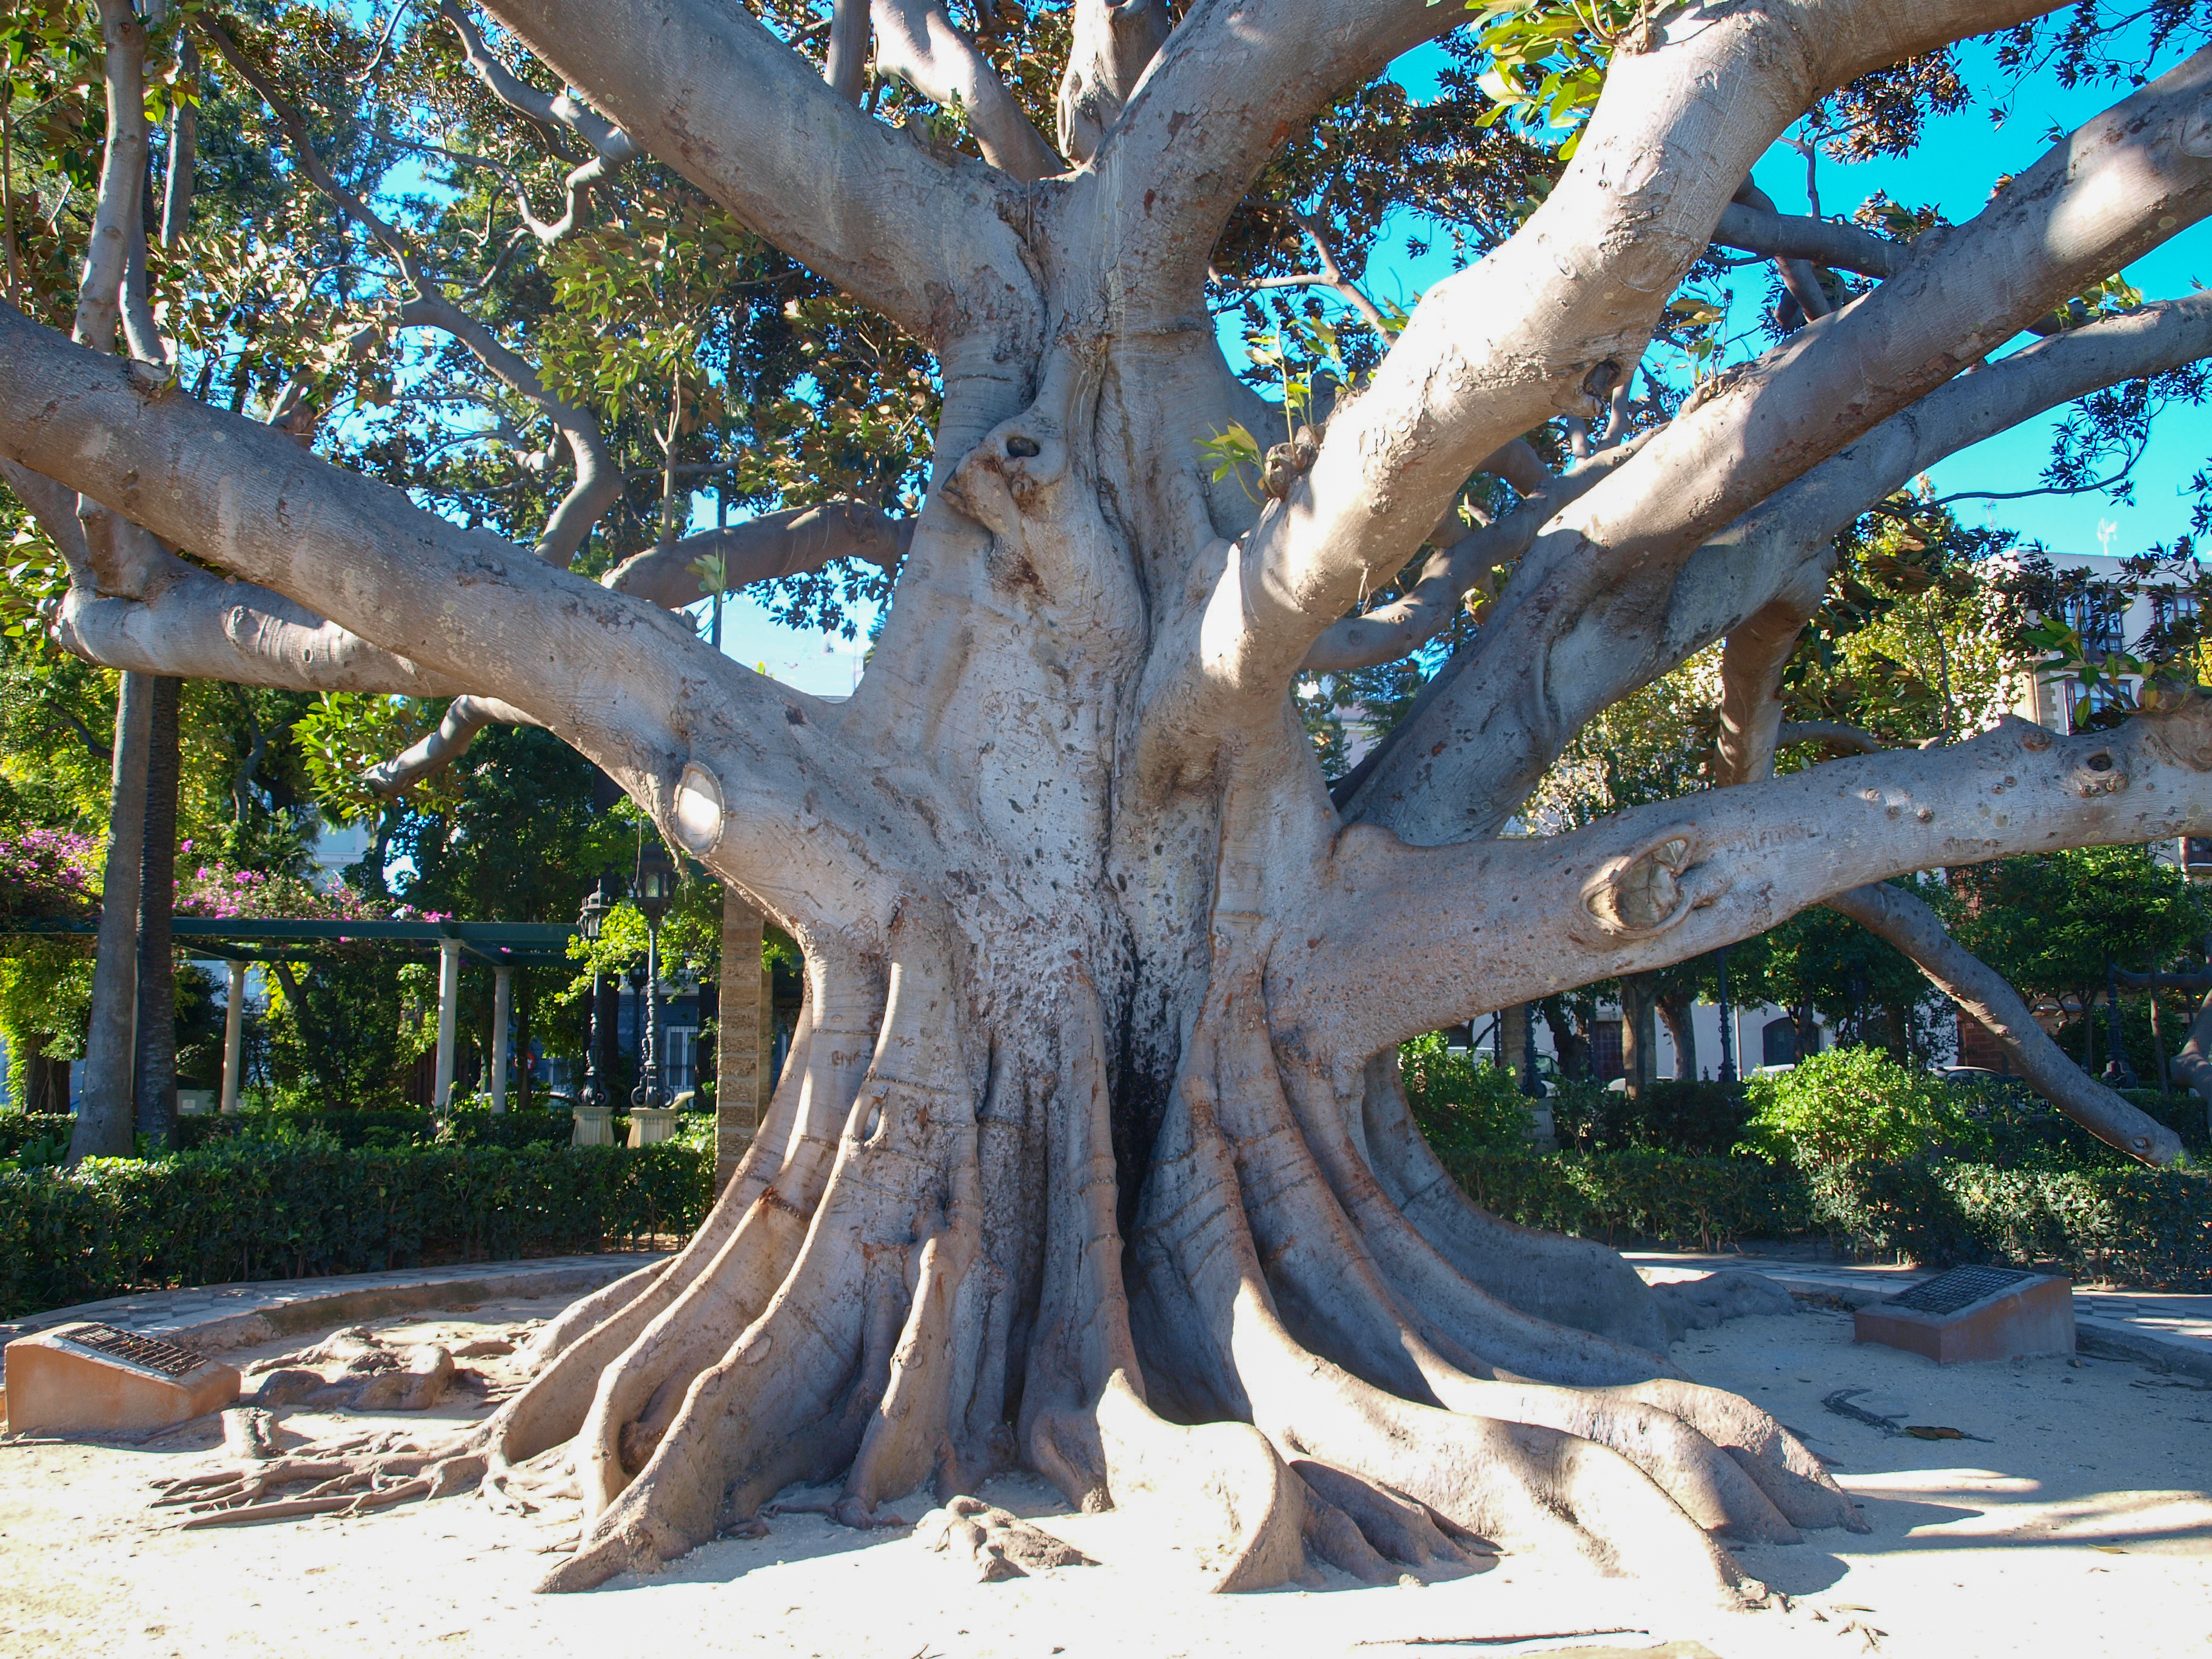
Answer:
[
  {"left": 5, "top": 1126, "right": 2204, "bottom": 1319},
  {"left": 1443, "top": 1148, "right": 1815, "bottom": 1253},
  {"left": 0, "top": 1113, "right": 73, "bottom": 1158},
  {"left": 1436, "top": 1146, "right": 2212, "bottom": 1289},
  {"left": 0, "top": 1140, "right": 712, "bottom": 1318},
  {"left": 172, "top": 1108, "right": 591, "bottom": 1151},
  {"left": 1942, "top": 1163, "right": 2212, "bottom": 1289}
]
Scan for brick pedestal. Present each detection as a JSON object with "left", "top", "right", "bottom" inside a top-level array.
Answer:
[
  {"left": 1854, "top": 1266, "right": 2074, "bottom": 1364},
  {"left": 4, "top": 1322, "right": 239, "bottom": 1433}
]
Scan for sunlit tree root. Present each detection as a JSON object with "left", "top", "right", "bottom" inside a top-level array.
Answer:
[
  {"left": 540, "top": 936, "right": 981, "bottom": 1590},
  {"left": 1198, "top": 931, "right": 1826, "bottom": 1551},
  {"left": 147, "top": 982, "right": 848, "bottom": 1532},
  {"left": 151, "top": 928, "right": 1835, "bottom": 1606},
  {"left": 916, "top": 1494, "right": 1095, "bottom": 1581}
]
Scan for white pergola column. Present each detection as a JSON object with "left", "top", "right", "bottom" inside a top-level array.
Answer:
[
  {"left": 220, "top": 960, "right": 246, "bottom": 1114},
  {"left": 490, "top": 964, "right": 513, "bottom": 1114},
  {"left": 433, "top": 937, "right": 462, "bottom": 1110}
]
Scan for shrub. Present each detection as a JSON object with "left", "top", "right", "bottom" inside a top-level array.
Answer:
[
  {"left": 437, "top": 1109, "right": 591, "bottom": 1150},
  {"left": 1802, "top": 1157, "right": 1987, "bottom": 1265},
  {"left": 1740, "top": 1046, "right": 1984, "bottom": 1167},
  {"left": 1552, "top": 1077, "right": 1751, "bottom": 1157},
  {"left": 0, "top": 1139, "right": 713, "bottom": 1318},
  {"left": 0, "top": 1112, "right": 75, "bottom": 1159},
  {"left": 173, "top": 1107, "right": 597, "bottom": 1153},
  {"left": 1435, "top": 1147, "right": 1813, "bottom": 1252},
  {"left": 1943, "top": 1162, "right": 2212, "bottom": 1288},
  {"left": 1399, "top": 1034, "right": 1532, "bottom": 1156}
]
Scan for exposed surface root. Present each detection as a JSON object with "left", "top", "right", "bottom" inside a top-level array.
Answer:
[
  {"left": 220, "top": 1407, "right": 278, "bottom": 1461},
  {"left": 1610, "top": 1376, "right": 1868, "bottom": 1533},
  {"left": 1091, "top": 1370, "right": 1312, "bottom": 1590},
  {"left": 141, "top": 910, "right": 1855, "bottom": 1606},
  {"left": 1291, "top": 1459, "right": 1493, "bottom": 1579},
  {"left": 1127, "top": 917, "right": 1761, "bottom": 1604},
  {"left": 915, "top": 1494, "right": 1094, "bottom": 1581},
  {"left": 541, "top": 938, "right": 973, "bottom": 1592}
]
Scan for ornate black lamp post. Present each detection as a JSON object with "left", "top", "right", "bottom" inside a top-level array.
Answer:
[
  {"left": 2103, "top": 957, "right": 2137, "bottom": 1088},
  {"left": 576, "top": 866, "right": 622, "bottom": 1114},
  {"left": 632, "top": 836, "right": 678, "bottom": 1111},
  {"left": 1716, "top": 946, "right": 1738, "bottom": 1084}
]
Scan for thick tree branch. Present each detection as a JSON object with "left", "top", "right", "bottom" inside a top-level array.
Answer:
[
  {"left": 75, "top": 0, "right": 153, "bottom": 356},
  {"left": 826, "top": 0, "right": 871, "bottom": 104},
  {"left": 1094, "top": 0, "right": 1467, "bottom": 310},
  {"left": 1709, "top": 591, "right": 1828, "bottom": 790},
  {"left": 1057, "top": 0, "right": 1170, "bottom": 164},
  {"left": 475, "top": 0, "right": 1039, "bottom": 347},
  {"left": 1712, "top": 200, "right": 1900, "bottom": 278},
  {"left": 1133, "top": 1, "right": 2052, "bottom": 773},
  {"left": 871, "top": 0, "right": 1062, "bottom": 181},
  {"left": 358, "top": 492, "right": 910, "bottom": 812},
  {"left": 1301, "top": 444, "right": 1632, "bottom": 675},
  {"left": 50, "top": 554, "right": 468, "bottom": 695},
  {"left": 1276, "top": 702, "right": 2212, "bottom": 1061},
  {"left": 1348, "top": 274, "right": 2212, "bottom": 843},
  {"left": 1825, "top": 880, "right": 2183, "bottom": 1166},
  {"left": 603, "top": 502, "right": 913, "bottom": 610},
  {"left": 1709, "top": 642, "right": 2179, "bottom": 1167},
  {"left": 0, "top": 300, "right": 917, "bottom": 926}
]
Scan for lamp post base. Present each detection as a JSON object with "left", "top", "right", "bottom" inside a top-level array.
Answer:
[{"left": 627, "top": 1105, "right": 680, "bottom": 1148}]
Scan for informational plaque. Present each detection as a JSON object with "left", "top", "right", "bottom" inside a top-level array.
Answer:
[
  {"left": 1854, "top": 1266, "right": 2074, "bottom": 1364},
  {"left": 3, "top": 1321, "right": 241, "bottom": 1433}
]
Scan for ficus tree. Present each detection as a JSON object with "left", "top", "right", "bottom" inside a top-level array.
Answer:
[{"left": 12, "top": 0, "right": 2212, "bottom": 1604}]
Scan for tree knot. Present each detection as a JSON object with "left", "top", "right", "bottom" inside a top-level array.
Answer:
[
  {"left": 1575, "top": 825, "right": 1722, "bottom": 941},
  {"left": 1262, "top": 427, "right": 1319, "bottom": 500}
]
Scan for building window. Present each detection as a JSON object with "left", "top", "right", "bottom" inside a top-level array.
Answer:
[
  {"left": 2060, "top": 592, "right": 2126, "bottom": 657},
  {"left": 1590, "top": 1019, "right": 1624, "bottom": 1082},
  {"left": 663, "top": 1026, "right": 698, "bottom": 1096},
  {"left": 2064, "top": 676, "right": 2130, "bottom": 731}
]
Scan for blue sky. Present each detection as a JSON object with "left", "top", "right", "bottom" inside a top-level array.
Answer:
[{"left": 710, "top": 25, "right": 2212, "bottom": 695}]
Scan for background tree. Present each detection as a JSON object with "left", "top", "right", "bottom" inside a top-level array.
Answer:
[
  {"left": 10, "top": 0, "right": 2212, "bottom": 1602},
  {"left": 1948, "top": 844, "right": 2210, "bottom": 1074}
]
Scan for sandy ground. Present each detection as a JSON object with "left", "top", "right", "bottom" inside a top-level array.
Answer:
[{"left": 2, "top": 1289, "right": 2208, "bottom": 1659}]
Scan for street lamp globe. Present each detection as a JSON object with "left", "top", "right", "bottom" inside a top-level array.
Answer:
[{"left": 635, "top": 837, "right": 677, "bottom": 928}]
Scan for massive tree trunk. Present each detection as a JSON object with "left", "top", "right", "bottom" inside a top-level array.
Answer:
[{"left": 10, "top": 0, "right": 2212, "bottom": 1604}]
